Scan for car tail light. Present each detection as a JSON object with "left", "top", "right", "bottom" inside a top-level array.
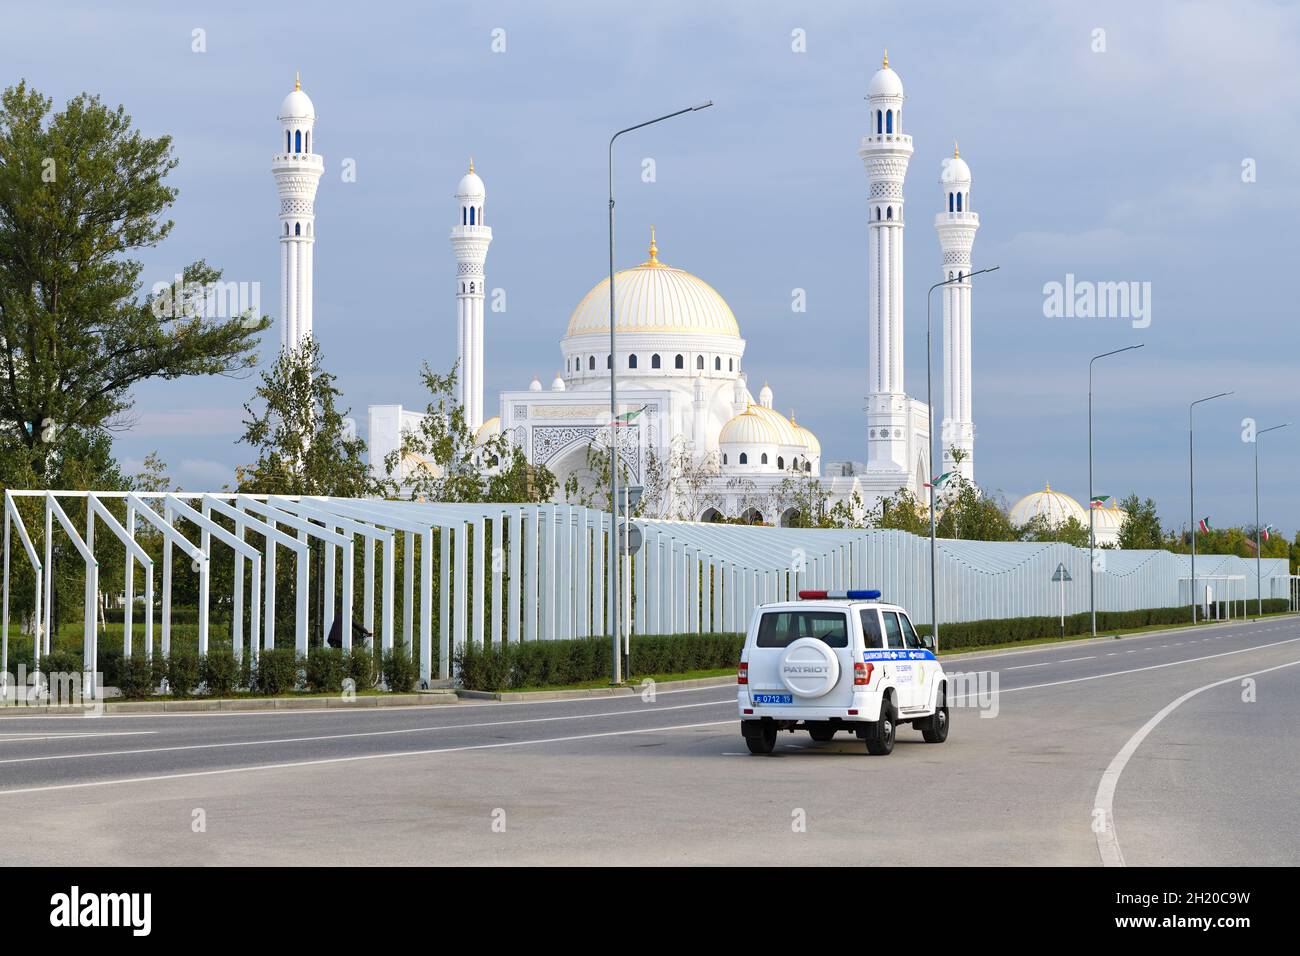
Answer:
[
  {"left": 854, "top": 662, "right": 874, "bottom": 686},
  {"left": 738, "top": 662, "right": 749, "bottom": 685}
]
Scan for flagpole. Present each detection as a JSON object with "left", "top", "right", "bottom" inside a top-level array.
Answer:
[
  {"left": 1189, "top": 391, "right": 1232, "bottom": 625},
  {"left": 1253, "top": 422, "right": 1291, "bottom": 617},
  {"left": 1088, "top": 345, "right": 1143, "bottom": 639}
]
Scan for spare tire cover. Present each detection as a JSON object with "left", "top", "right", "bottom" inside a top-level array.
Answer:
[{"left": 778, "top": 638, "right": 840, "bottom": 698}]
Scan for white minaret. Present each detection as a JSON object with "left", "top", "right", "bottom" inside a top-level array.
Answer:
[
  {"left": 451, "top": 160, "right": 492, "bottom": 429},
  {"left": 935, "top": 143, "right": 978, "bottom": 483},
  {"left": 272, "top": 73, "right": 323, "bottom": 350},
  {"left": 859, "top": 50, "right": 913, "bottom": 474}
]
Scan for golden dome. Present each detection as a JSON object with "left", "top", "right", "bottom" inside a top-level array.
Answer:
[
  {"left": 474, "top": 416, "right": 501, "bottom": 445},
  {"left": 1008, "top": 483, "right": 1088, "bottom": 527},
  {"left": 790, "top": 414, "right": 821, "bottom": 456},
  {"left": 565, "top": 231, "right": 740, "bottom": 339},
  {"left": 719, "top": 407, "right": 784, "bottom": 446}
]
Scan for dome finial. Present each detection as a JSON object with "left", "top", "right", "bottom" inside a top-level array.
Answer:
[
  {"left": 1045, "top": 481, "right": 1052, "bottom": 492},
  {"left": 647, "top": 224, "right": 659, "bottom": 264},
  {"left": 468, "top": 156, "right": 475, "bottom": 174},
  {"left": 294, "top": 70, "right": 301, "bottom": 92},
  {"left": 954, "top": 140, "right": 959, "bottom": 159},
  {"left": 882, "top": 48, "right": 889, "bottom": 69}
]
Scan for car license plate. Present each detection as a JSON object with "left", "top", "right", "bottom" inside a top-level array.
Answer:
[{"left": 752, "top": 692, "right": 793, "bottom": 705}]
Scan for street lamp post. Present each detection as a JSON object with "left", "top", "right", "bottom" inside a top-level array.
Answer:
[
  {"left": 1252, "top": 422, "right": 1290, "bottom": 617},
  {"left": 1087, "top": 344, "right": 1144, "bottom": 638},
  {"left": 925, "top": 265, "right": 998, "bottom": 648},
  {"left": 1189, "top": 391, "right": 1232, "bottom": 624},
  {"left": 607, "top": 101, "right": 712, "bottom": 684}
]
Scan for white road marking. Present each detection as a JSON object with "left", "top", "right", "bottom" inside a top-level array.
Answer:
[
  {"left": 1093, "top": 657, "right": 1300, "bottom": 867},
  {"left": 0, "top": 720, "right": 736, "bottom": 797},
  {"left": 953, "top": 635, "right": 1300, "bottom": 703},
  {"left": 1006, "top": 662, "right": 1052, "bottom": 670},
  {"left": 0, "top": 697, "right": 736, "bottom": 766},
  {"left": 1059, "top": 656, "right": 1095, "bottom": 663},
  {"left": 0, "top": 731, "right": 155, "bottom": 743}
]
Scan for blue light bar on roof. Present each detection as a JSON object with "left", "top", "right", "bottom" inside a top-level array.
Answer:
[{"left": 798, "top": 589, "right": 882, "bottom": 601}]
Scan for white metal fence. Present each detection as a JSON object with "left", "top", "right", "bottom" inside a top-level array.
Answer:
[{"left": 3, "top": 491, "right": 1292, "bottom": 697}]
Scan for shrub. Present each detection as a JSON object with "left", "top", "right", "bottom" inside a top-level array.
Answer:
[
  {"left": 39, "top": 649, "right": 82, "bottom": 676},
  {"left": 166, "top": 648, "right": 200, "bottom": 698},
  {"left": 254, "top": 648, "right": 301, "bottom": 695},
  {"left": 382, "top": 643, "right": 419, "bottom": 693},
  {"left": 344, "top": 643, "right": 377, "bottom": 692},
  {"left": 453, "top": 632, "right": 747, "bottom": 691},
  {"left": 305, "top": 646, "right": 345, "bottom": 693},
  {"left": 201, "top": 648, "right": 240, "bottom": 697},
  {"left": 117, "top": 654, "right": 156, "bottom": 700}
]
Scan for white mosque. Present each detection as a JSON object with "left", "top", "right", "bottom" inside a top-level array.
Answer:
[{"left": 278, "top": 57, "right": 998, "bottom": 525}]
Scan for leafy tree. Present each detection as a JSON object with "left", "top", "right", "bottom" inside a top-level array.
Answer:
[
  {"left": 937, "top": 480, "right": 1019, "bottom": 541},
  {"left": 870, "top": 488, "right": 930, "bottom": 535},
  {"left": 1020, "top": 512, "right": 1090, "bottom": 548},
  {"left": 387, "top": 362, "right": 555, "bottom": 503},
  {"left": 238, "top": 338, "right": 383, "bottom": 498},
  {"left": 0, "top": 81, "right": 266, "bottom": 482},
  {"left": 1115, "top": 493, "right": 1163, "bottom": 550}
]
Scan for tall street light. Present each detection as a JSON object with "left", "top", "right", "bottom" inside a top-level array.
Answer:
[
  {"left": 1189, "top": 390, "right": 1233, "bottom": 624},
  {"left": 1087, "top": 344, "right": 1144, "bottom": 638},
  {"left": 607, "top": 101, "right": 712, "bottom": 684},
  {"left": 1252, "top": 422, "right": 1290, "bottom": 617},
  {"left": 925, "top": 265, "right": 998, "bottom": 648}
]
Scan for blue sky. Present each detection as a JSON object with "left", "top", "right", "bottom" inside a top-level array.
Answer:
[{"left": 5, "top": 0, "right": 1298, "bottom": 531}]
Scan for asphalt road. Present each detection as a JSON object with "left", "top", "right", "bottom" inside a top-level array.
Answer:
[{"left": 0, "top": 614, "right": 1296, "bottom": 866}]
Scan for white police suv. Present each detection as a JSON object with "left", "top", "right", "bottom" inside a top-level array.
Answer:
[{"left": 737, "top": 589, "right": 949, "bottom": 755}]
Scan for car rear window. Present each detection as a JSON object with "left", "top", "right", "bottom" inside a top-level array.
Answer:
[{"left": 756, "top": 610, "right": 849, "bottom": 649}]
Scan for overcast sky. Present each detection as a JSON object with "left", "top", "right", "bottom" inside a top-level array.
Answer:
[{"left": 5, "top": 0, "right": 1298, "bottom": 531}]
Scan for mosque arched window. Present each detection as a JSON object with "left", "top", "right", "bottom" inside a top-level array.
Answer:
[
  {"left": 696, "top": 355, "right": 704, "bottom": 370},
  {"left": 462, "top": 208, "right": 467, "bottom": 225},
  {"left": 606, "top": 354, "right": 612, "bottom": 369},
  {"left": 589, "top": 356, "right": 595, "bottom": 370},
  {"left": 804, "top": 461, "right": 811, "bottom": 472},
  {"left": 885, "top": 111, "right": 893, "bottom": 134},
  {"left": 722, "top": 454, "right": 728, "bottom": 465},
  {"left": 284, "top": 223, "right": 290, "bottom": 235},
  {"left": 948, "top": 193, "right": 954, "bottom": 213},
  {"left": 295, "top": 130, "right": 302, "bottom": 153},
  {"left": 478, "top": 206, "right": 483, "bottom": 224},
  {"left": 469, "top": 282, "right": 475, "bottom": 293},
  {"left": 761, "top": 453, "right": 769, "bottom": 465},
  {"left": 876, "top": 110, "right": 882, "bottom": 135},
  {"left": 628, "top": 354, "right": 638, "bottom": 369},
  {"left": 295, "top": 222, "right": 301, "bottom": 236},
  {"left": 469, "top": 206, "right": 475, "bottom": 225},
  {"left": 729, "top": 358, "right": 734, "bottom": 371},
  {"left": 886, "top": 206, "right": 893, "bottom": 220},
  {"left": 739, "top": 453, "right": 748, "bottom": 465},
  {"left": 674, "top": 354, "right": 684, "bottom": 369},
  {"left": 875, "top": 208, "right": 881, "bottom": 220},
  {"left": 956, "top": 193, "right": 962, "bottom": 212},
  {"left": 714, "top": 356, "right": 721, "bottom": 371},
  {"left": 286, "top": 131, "right": 291, "bottom": 153},
  {"left": 651, "top": 353, "right": 661, "bottom": 369},
  {"left": 777, "top": 456, "right": 784, "bottom": 470}
]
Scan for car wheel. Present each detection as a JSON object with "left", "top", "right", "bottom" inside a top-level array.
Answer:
[
  {"left": 922, "top": 689, "right": 949, "bottom": 744},
  {"left": 744, "top": 721, "right": 777, "bottom": 755},
  {"left": 865, "top": 699, "right": 896, "bottom": 756},
  {"left": 808, "top": 723, "right": 836, "bottom": 742}
]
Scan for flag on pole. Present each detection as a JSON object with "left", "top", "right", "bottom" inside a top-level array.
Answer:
[
  {"left": 611, "top": 405, "right": 647, "bottom": 427},
  {"left": 1089, "top": 495, "right": 1110, "bottom": 509},
  {"left": 1263, "top": 524, "right": 1274, "bottom": 542},
  {"left": 1198, "top": 516, "right": 1212, "bottom": 534},
  {"left": 924, "top": 472, "right": 956, "bottom": 489}
]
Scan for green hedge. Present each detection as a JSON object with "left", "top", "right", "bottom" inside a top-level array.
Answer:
[
  {"left": 455, "top": 632, "right": 745, "bottom": 692},
  {"left": 453, "top": 600, "right": 1295, "bottom": 691},
  {"left": 919, "top": 598, "right": 1293, "bottom": 649}
]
